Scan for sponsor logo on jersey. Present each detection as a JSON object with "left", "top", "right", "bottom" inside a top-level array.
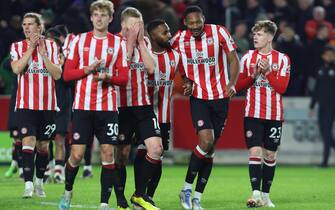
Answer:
[{"left": 187, "top": 57, "right": 216, "bottom": 66}]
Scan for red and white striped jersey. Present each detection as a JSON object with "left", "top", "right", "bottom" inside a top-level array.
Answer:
[
  {"left": 62, "top": 33, "right": 75, "bottom": 58},
  {"left": 171, "top": 24, "right": 237, "bottom": 100},
  {"left": 10, "top": 39, "right": 59, "bottom": 111},
  {"left": 147, "top": 49, "right": 181, "bottom": 123},
  {"left": 65, "top": 31, "right": 128, "bottom": 111},
  {"left": 238, "top": 49, "right": 291, "bottom": 121},
  {"left": 115, "top": 34, "right": 151, "bottom": 107}
]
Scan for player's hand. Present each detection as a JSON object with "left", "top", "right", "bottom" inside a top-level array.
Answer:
[
  {"left": 259, "top": 58, "right": 270, "bottom": 74},
  {"left": 251, "top": 64, "right": 261, "bottom": 79},
  {"left": 225, "top": 82, "right": 236, "bottom": 98},
  {"left": 126, "top": 22, "right": 140, "bottom": 45},
  {"left": 84, "top": 59, "right": 102, "bottom": 75},
  {"left": 29, "top": 33, "right": 40, "bottom": 48},
  {"left": 137, "top": 21, "right": 145, "bottom": 44},
  {"left": 182, "top": 79, "right": 193, "bottom": 96},
  {"left": 37, "top": 36, "right": 48, "bottom": 58},
  {"left": 94, "top": 72, "right": 111, "bottom": 82}
]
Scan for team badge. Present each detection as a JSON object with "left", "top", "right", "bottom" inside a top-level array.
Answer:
[
  {"left": 246, "top": 130, "right": 253, "bottom": 138},
  {"left": 197, "top": 120, "right": 204, "bottom": 127},
  {"left": 207, "top": 38, "right": 214, "bottom": 45},
  {"left": 21, "top": 127, "right": 27, "bottom": 135},
  {"left": 73, "top": 132, "right": 80, "bottom": 140},
  {"left": 107, "top": 47, "right": 114, "bottom": 55},
  {"left": 170, "top": 60, "right": 175, "bottom": 67},
  {"left": 271, "top": 63, "right": 278, "bottom": 71}
]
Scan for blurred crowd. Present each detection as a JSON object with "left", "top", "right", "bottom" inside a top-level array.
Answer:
[{"left": 0, "top": 0, "right": 335, "bottom": 96}]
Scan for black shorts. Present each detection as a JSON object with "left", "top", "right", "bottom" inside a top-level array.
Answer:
[
  {"left": 190, "top": 96, "right": 229, "bottom": 139},
  {"left": 117, "top": 106, "right": 161, "bottom": 145},
  {"left": 244, "top": 117, "right": 283, "bottom": 151},
  {"left": 16, "top": 109, "right": 56, "bottom": 140},
  {"left": 160, "top": 123, "right": 170, "bottom": 151},
  {"left": 71, "top": 110, "right": 118, "bottom": 145},
  {"left": 8, "top": 89, "right": 19, "bottom": 138},
  {"left": 55, "top": 79, "right": 72, "bottom": 135}
]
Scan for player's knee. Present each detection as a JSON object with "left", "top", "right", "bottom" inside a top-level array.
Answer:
[
  {"left": 71, "top": 152, "right": 84, "bottom": 164},
  {"left": 199, "top": 139, "right": 214, "bottom": 152},
  {"left": 264, "top": 150, "right": 276, "bottom": 161},
  {"left": 147, "top": 143, "right": 163, "bottom": 159},
  {"left": 249, "top": 147, "right": 262, "bottom": 157}
]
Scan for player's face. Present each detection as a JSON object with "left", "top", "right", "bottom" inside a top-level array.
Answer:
[
  {"left": 22, "top": 17, "right": 41, "bottom": 38},
  {"left": 151, "top": 23, "right": 172, "bottom": 49},
  {"left": 253, "top": 29, "right": 273, "bottom": 50},
  {"left": 184, "top": 12, "right": 205, "bottom": 38},
  {"left": 91, "top": 9, "right": 112, "bottom": 32},
  {"left": 121, "top": 17, "right": 142, "bottom": 37}
]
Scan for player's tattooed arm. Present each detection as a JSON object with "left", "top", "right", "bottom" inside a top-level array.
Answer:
[{"left": 182, "top": 77, "right": 193, "bottom": 96}]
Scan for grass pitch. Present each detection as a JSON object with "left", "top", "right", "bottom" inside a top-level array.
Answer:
[{"left": 0, "top": 165, "right": 334, "bottom": 210}]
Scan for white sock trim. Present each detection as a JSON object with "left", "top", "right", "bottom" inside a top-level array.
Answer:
[
  {"left": 194, "top": 191, "right": 202, "bottom": 201},
  {"left": 84, "top": 165, "right": 93, "bottom": 170},
  {"left": 183, "top": 182, "right": 192, "bottom": 191},
  {"left": 196, "top": 145, "right": 207, "bottom": 156},
  {"left": 22, "top": 146, "right": 34, "bottom": 151}
]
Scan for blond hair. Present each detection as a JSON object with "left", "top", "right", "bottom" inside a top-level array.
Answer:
[
  {"left": 90, "top": 0, "right": 114, "bottom": 17},
  {"left": 121, "top": 7, "right": 142, "bottom": 22},
  {"left": 23, "top": 12, "right": 45, "bottom": 33},
  {"left": 252, "top": 20, "right": 278, "bottom": 36}
]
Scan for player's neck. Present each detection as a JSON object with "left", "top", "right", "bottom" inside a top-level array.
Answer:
[
  {"left": 93, "top": 29, "right": 108, "bottom": 39},
  {"left": 258, "top": 44, "right": 272, "bottom": 55},
  {"left": 151, "top": 43, "right": 165, "bottom": 54}
]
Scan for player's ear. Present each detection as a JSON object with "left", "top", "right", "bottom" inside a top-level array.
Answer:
[{"left": 183, "top": 18, "right": 187, "bottom": 26}]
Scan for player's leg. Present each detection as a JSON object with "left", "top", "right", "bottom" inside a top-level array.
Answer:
[
  {"left": 244, "top": 117, "right": 264, "bottom": 208},
  {"left": 192, "top": 98, "right": 229, "bottom": 209},
  {"left": 131, "top": 106, "right": 162, "bottom": 210},
  {"left": 114, "top": 107, "right": 133, "bottom": 208},
  {"left": 95, "top": 111, "right": 121, "bottom": 209},
  {"left": 180, "top": 97, "right": 213, "bottom": 210},
  {"left": 54, "top": 134, "right": 66, "bottom": 183},
  {"left": 43, "top": 141, "right": 54, "bottom": 183},
  {"left": 17, "top": 109, "right": 38, "bottom": 198},
  {"left": 5, "top": 137, "right": 19, "bottom": 178},
  {"left": 58, "top": 110, "right": 91, "bottom": 210},
  {"left": 81, "top": 137, "right": 94, "bottom": 178},
  {"left": 35, "top": 110, "right": 57, "bottom": 196},
  {"left": 146, "top": 123, "right": 170, "bottom": 199},
  {"left": 261, "top": 120, "right": 282, "bottom": 207},
  {"left": 35, "top": 140, "right": 50, "bottom": 197}
]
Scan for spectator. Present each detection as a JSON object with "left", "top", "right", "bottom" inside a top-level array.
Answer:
[
  {"left": 305, "top": 6, "right": 334, "bottom": 42},
  {"left": 276, "top": 23, "right": 305, "bottom": 95},
  {"left": 320, "top": 0, "right": 335, "bottom": 23},
  {"left": 233, "top": 21, "right": 250, "bottom": 57},
  {"left": 295, "top": 0, "right": 314, "bottom": 43},
  {"left": 309, "top": 45, "right": 335, "bottom": 168},
  {"left": 244, "top": 0, "right": 267, "bottom": 30},
  {"left": 267, "top": 0, "right": 294, "bottom": 24}
]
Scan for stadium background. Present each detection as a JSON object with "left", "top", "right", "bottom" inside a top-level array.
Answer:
[{"left": 1, "top": 0, "right": 334, "bottom": 165}]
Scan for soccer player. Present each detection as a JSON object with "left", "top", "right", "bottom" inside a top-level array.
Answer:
[
  {"left": 57, "top": 1, "right": 128, "bottom": 210},
  {"left": 113, "top": 7, "right": 163, "bottom": 210},
  {"left": 142, "top": 19, "right": 181, "bottom": 200},
  {"left": 235, "top": 20, "right": 291, "bottom": 208},
  {"left": 10, "top": 12, "right": 62, "bottom": 198},
  {"left": 171, "top": 6, "right": 240, "bottom": 210}
]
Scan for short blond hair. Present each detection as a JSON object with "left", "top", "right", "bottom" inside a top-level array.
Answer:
[
  {"left": 23, "top": 12, "right": 45, "bottom": 33},
  {"left": 90, "top": 0, "right": 114, "bottom": 17},
  {"left": 252, "top": 20, "right": 278, "bottom": 36},
  {"left": 121, "top": 7, "right": 142, "bottom": 22}
]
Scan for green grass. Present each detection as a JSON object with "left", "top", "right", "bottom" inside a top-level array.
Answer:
[{"left": 0, "top": 165, "right": 334, "bottom": 210}]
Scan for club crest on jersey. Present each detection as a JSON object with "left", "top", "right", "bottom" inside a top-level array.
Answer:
[
  {"left": 207, "top": 38, "right": 214, "bottom": 45},
  {"left": 170, "top": 60, "right": 176, "bottom": 67},
  {"left": 107, "top": 47, "right": 114, "bottom": 55},
  {"left": 271, "top": 63, "right": 279, "bottom": 71},
  {"left": 196, "top": 50, "right": 203, "bottom": 58},
  {"left": 159, "top": 71, "right": 167, "bottom": 80}
]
